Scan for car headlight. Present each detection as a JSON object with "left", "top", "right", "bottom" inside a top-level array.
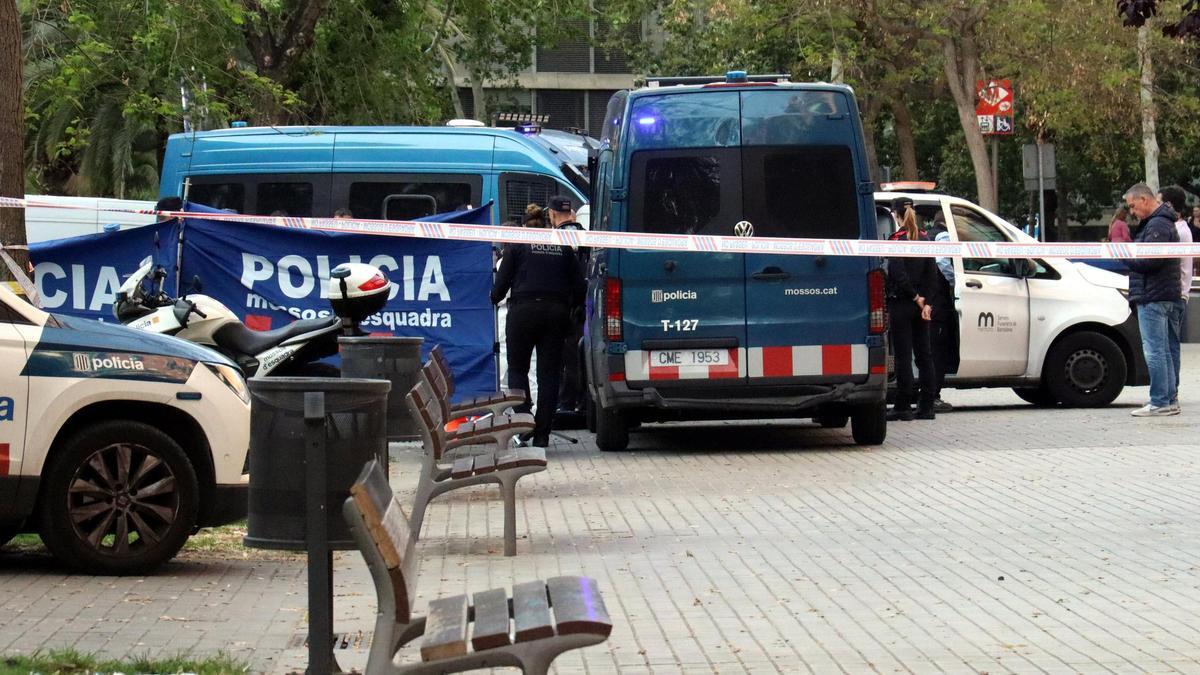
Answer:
[{"left": 205, "top": 362, "right": 250, "bottom": 404}]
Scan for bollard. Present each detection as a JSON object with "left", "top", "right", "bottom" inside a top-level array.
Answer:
[{"left": 338, "top": 336, "right": 424, "bottom": 441}]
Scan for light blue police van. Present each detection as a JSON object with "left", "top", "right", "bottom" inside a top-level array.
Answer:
[
  {"left": 158, "top": 124, "right": 589, "bottom": 225},
  {"left": 583, "top": 72, "right": 889, "bottom": 451}
]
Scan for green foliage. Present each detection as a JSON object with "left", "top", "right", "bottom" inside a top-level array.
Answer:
[
  {"left": 22, "top": 0, "right": 282, "bottom": 197},
  {"left": 619, "top": 0, "right": 1200, "bottom": 229},
  {"left": 0, "top": 649, "right": 249, "bottom": 674},
  {"left": 20, "top": 0, "right": 595, "bottom": 196},
  {"left": 16, "top": 0, "right": 1200, "bottom": 230}
]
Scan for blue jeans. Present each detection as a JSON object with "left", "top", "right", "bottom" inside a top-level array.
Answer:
[
  {"left": 1172, "top": 300, "right": 1186, "bottom": 403},
  {"left": 1137, "top": 300, "right": 1185, "bottom": 407}
]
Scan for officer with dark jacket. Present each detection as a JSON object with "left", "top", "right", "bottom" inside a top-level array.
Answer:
[
  {"left": 886, "top": 207, "right": 939, "bottom": 421},
  {"left": 491, "top": 203, "right": 586, "bottom": 445},
  {"left": 1122, "top": 183, "right": 1182, "bottom": 416},
  {"left": 925, "top": 212, "right": 959, "bottom": 411},
  {"left": 545, "top": 195, "right": 587, "bottom": 416}
]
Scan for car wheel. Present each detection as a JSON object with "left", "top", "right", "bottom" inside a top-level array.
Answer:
[
  {"left": 594, "top": 402, "right": 629, "bottom": 452},
  {"left": 1013, "top": 386, "right": 1056, "bottom": 407},
  {"left": 1043, "top": 332, "right": 1127, "bottom": 408},
  {"left": 39, "top": 421, "right": 199, "bottom": 575},
  {"left": 851, "top": 402, "right": 887, "bottom": 445},
  {"left": 814, "top": 414, "right": 850, "bottom": 429}
]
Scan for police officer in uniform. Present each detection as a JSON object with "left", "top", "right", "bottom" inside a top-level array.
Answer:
[
  {"left": 491, "top": 203, "right": 586, "bottom": 446},
  {"left": 544, "top": 195, "right": 587, "bottom": 417}
]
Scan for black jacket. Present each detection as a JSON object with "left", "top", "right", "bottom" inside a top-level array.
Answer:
[
  {"left": 885, "top": 232, "right": 938, "bottom": 306},
  {"left": 490, "top": 242, "right": 585, "bottom": 306},
  {"left": 1124, "top": 203, "right": 1180, "bottom": 306}
]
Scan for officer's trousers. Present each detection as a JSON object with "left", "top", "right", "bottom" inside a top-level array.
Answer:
[{"left": 505, "top": 299, "right": 570, "bottom": 442}]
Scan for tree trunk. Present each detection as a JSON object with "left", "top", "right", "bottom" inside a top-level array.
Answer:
[
  {"left": 470, "top": 71, "right": 488, "bottom": 124},
  {"left": 891, "top": 97, "right": 919, "bottom": 180},
  {"left": 860, "top": 97, "right": 882, "bottom": 182},
  {"left": 243, "top": 0, "right": 332, "bottom": 120},
  {"left": 1137, "top": 25, "right": 1160, "bottom": 191},
  {"left": 0, "top": 0, "right": 29, "bottom": 279},
  {"left": 437, "top": 45, "right": 466, "bottom": 119},
  {"left": 939, "top": 8, "right": 997, "bottom": 212}
]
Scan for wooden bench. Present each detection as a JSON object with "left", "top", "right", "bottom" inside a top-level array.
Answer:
[
  {"left": 344, "top": 460, "right": 612, "bottom": 674},
  {"left": 406, "top": 379, "right": 547, "bottom": 556},
  {"left": 420, "top": 358, "right": 534, "bottom": 452},
  {"left": 429, "top": 344, "right": 527, "bottom": 419}
]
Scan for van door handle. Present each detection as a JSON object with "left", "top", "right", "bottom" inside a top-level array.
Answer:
[
  {"left": 752, "top": 266, "right": 791, "bottom": 281},
  {"left": 965, "top": 279, "right": 983, "bottom": 289}
]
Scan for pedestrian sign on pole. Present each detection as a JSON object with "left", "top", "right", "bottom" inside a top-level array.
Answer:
[{"left": 976, "top": 79, "right": 1015, "bottom": 136}]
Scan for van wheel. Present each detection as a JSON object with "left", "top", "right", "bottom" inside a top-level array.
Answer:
[
  {"left": 851, "top": 403, "right": 887, "bottom": 445},
  {"left": 39, "top": 421, "right": 199, "bottom": 575},
  {"left": 1044, "top": 332, "right": 1126, "bottom": 408},
  {"left": 1013, "top": 386, "right": 1056, "bottom": 407},
  {"left": 814, "top": 414, "right": 849, "bottom": 429},
  {"left": 595, "top": 403, "right": 629, "bottom": 452}
]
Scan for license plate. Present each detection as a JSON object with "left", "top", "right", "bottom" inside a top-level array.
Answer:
[{"left": 649, "top": 348, "right": 729, "bottom": 367}]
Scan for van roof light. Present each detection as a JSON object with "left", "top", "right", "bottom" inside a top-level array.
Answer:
[
  {"left": 446, "top": 118, "right": 486, "bottom": 127},
  {"left": 230, "top": 121, "right": 248, "bottom": 128},
  {"left": 643, "top": 73, "right": 791, "bottom": 88},
  {"left": 880, "top": 181, "right": 939, "bottom": 193}
]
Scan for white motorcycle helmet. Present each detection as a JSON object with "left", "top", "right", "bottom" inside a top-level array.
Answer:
[{"left": 328, "top": 262, "right": 392, "bottom": 333}]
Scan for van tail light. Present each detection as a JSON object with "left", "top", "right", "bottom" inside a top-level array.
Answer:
[
  {"left": 868, "top": 269, "right": 886, "bottom": 334},
  {"left": 604, "top": 277, "right": 623, "bottom": 342}
]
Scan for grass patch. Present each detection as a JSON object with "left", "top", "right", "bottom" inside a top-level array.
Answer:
[
  {"left": 181, "top": 521, "right": 302, "bottom": 561},
  {"left": 0, "top": 648, "right": 248, "bottom": 674},
  {"left": 2, "top": 522, "right": 300, "bottom": 562}
]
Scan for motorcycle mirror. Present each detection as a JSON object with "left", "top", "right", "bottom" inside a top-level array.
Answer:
[
  {"left": 191, "top": 275, "right": 203, "bottom": 293},
  {"left": 153, "top": 231, "right": 160, "bottom": 248}
]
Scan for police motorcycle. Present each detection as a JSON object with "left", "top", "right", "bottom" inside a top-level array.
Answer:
[{"left": 114, "top": 260, "right": 391, "bottom": 377}]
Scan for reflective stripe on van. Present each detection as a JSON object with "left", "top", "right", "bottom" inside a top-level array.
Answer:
[
  {"left": 623, "top": 344, "right": 868, "bottom": 381},
  {"left": 746, "top": 345, "right": 868, "bottom": 378}
]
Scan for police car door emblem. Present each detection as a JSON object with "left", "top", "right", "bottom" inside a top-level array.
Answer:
[{"left": 734, "top": 221, "right": 754, "bottom": 237}]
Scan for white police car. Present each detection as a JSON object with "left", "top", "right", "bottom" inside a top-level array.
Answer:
[
  {"left": 877, "top": 185, "right": 1148, "bottom": 407},
  {"left": 0, "top": 284, "right": 250, "bottom": 574}
]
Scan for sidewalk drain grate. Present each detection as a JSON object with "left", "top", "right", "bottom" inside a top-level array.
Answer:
[{"left": 288, "top": 631, "right": 374, "bottom": 650}]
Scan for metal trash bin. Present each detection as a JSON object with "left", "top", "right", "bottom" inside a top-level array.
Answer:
[
  {"left": 244, "top": 377, "right": 390, "bottom": 551},
  {"left": 339, "top": 336, "right": 424, "bottom": 441},
  {"left": 1187, "top": 285, "right": 1200, "bottom": 343}
]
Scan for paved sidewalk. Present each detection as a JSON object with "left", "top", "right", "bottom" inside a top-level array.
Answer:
[{"left": 3, "top": 350, "right": 1200, "bottom": 673}]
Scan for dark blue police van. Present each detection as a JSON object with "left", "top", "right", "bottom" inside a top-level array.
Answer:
[{"left": 583, "top": 72, "right": 888, "bottom": 451}]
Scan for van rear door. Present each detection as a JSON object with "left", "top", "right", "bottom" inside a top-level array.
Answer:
[
  {"left": 619, "top": 92, "right": 747, "bottom": 384},
  {"left": 739, "top": 90, "right": 871, "bottom": 382}
]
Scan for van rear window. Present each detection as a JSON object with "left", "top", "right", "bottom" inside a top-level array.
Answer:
[
  {"left": 742, "top": 146, "right": 860, "bottom": 239},
  {"left": 628, "top": 92, "right": 740, "bottom": 150},
  {"left": 629, "top": 148, "right": 741, "bottom": 236}
]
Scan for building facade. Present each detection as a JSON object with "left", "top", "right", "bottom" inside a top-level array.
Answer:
[{"left": 456, "top": 14, "right": 647, "bottom": 136}]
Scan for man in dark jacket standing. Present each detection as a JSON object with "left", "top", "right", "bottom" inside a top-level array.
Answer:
[{"left": 1122, "top": 183, "right": 1182, "bottom": 417}]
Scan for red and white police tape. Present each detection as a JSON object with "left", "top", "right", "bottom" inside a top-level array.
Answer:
[{"left": 2, "top": 195, "right": 1197, "bottom": 260}]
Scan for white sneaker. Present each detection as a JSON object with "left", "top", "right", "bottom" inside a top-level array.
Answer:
[
  {"left": 1169, "top": 401, "right": 1181, "bottom": 413},
  {"left": 1131, "top": 404, "right": 1178, "bottom": 417}
]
